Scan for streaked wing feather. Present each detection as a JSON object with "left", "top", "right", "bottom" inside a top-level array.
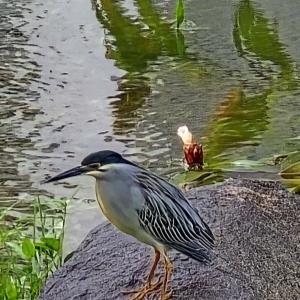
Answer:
[{"left": 135, "top": 170, "right": 214, "bottom": 262}]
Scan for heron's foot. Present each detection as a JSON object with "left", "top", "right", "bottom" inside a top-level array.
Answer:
[
  {"left": 123, "top": 276, "right": 163, "bottom": 300},
  {"left": 160, "top": 289, "right": 172, "bottom": 300}
]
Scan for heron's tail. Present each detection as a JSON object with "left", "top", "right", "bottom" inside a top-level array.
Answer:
[{"left": 169, "top": 242, "right": 213, "bottom": 264}]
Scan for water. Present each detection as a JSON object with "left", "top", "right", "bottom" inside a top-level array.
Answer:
[{"left": 1, "top": 0, "right": 300, "bottom": 253}]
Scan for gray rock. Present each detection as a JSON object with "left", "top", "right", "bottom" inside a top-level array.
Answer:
[{"left": 40, "top": 179, "right": 300, "bottom": 300}]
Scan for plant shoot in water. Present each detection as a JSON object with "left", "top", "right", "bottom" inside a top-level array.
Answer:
[{"left": 176, "top": 0, "right": 185, "bottom": 29}]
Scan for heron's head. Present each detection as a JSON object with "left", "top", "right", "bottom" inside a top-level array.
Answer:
[
  {"left": 43, "top": 150, "right": 133, "bottom": 183},
  {"left": 177, "top": 125, "right": 193, "bottom": 144}
]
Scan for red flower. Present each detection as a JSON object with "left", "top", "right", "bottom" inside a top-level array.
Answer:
[
  {"left": 183, "top": 143, "right": 203, "bottom": 169},
  {"left": 177, "top": 126, "right": 204, "bottom": 170}
]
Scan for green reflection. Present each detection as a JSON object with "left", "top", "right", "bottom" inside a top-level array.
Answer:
[
  {"left": 233, "top": 0, "right": 297, "bottom": 89},
  {"left": 204, "top": 0, "right": 298, "bottom": 164},
  {"left": 95, "top": 0, "right": 186, "bottom": 72},
  {"left": 96, "top": 0, "right": 159, "bottom": 73},
  {"left": 92, "top": 0, "right": 195, "bottom": 134},
  {"left": 204, "top": 89, "right": 270, "bottom": 166}
]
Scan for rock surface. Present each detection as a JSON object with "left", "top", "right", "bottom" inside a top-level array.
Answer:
[{"left": 40, "top": 179, "right": 300, "bottom": 300}]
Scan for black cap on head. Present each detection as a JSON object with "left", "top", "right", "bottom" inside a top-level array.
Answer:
[
  {"left": 43, "top": 150, "right": 135, "bottom": 184},
  {"left": 81, "top": 150, "right": 134, "bottom": 166}
]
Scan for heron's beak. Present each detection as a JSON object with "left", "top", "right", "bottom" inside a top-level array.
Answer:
[{"left": 42, "top": 166, "right": 87, "bottom": 183}]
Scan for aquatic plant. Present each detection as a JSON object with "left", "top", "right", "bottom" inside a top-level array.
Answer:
[
  {"left": 172, "top": 150, "right": 300, "bottom": 194},
  {"left": 176, "top": 0, "right": 185, "bottom": 29}
]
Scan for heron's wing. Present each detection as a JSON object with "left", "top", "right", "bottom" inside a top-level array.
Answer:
[{"left": 135, "top": 170, "right": 214, "bottom": 262}]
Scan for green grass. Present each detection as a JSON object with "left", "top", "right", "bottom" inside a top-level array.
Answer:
[{"left": 0, "top": 197, "right": 68, "bottom": 300}]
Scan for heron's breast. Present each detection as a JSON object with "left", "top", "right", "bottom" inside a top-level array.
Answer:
[
  {"left": 94, "top": 183, "right": 165, "bottom": 250},
  {"left": 95, "top": 185, "right": 117, "bottom": 222},
  {"left": 95, "top": 183, "right": 137, "bottom": 235}
]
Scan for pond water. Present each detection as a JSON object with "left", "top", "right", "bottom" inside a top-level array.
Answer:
[{"left": 1, "top": 0, "right": 300, "bottom": 253}]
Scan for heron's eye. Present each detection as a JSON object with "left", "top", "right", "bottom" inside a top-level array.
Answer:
[{"left": 89, "top": 163, "right": 101, "bottom": 169}]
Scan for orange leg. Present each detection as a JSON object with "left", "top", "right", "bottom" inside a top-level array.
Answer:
[
  {"left": 160, "top": 254, "right": 173, "bottom": 300},
  {"left": 147, "top": 249, "right": 161, "bottom": 286},
  {"left": 123, "top": 249, "right": 163, "bottom": 300}
]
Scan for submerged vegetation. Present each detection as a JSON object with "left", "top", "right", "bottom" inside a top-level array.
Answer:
[{"left": 0, "top": 198, "right": 68, "bottom": 300}]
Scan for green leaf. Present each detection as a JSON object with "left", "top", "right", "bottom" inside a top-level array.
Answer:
[
  {"left": 221, "top": 159, "right": 277, "bottom": 173},
  {"left": 171, "top": 169, "right": 222, "bottom": 186},
  {"left": 176, "top": 0, "right": 185, "bottom": 29},
  {"left": 289, "top": 185, "right": 300, "bottom": 193},
  {"left": 172, "top": 170, "right": 210, "bottom": 185},
  {"left": 22, "top": 238, "right": 35, "bottom": 259},
  {"left": 281, "top": 178, "right": 300, "bottom": 188},
  {"left": 6, "top": 242, "right": 24, "bottom": 258},
  {"left": 34, "top": 241, "right": 50, "bottom": 251},
  {"left": 5, "top": 277, "right": 17, "bottom": 300},
  {"left": 276, "top": 151, "right": 300, "bottom": 193},
  {"left": 41, "top": 237, "right": 60, "bottom": 252},
  {"left": 64, "top": 250, "right": 76, "bottom": 263},
  {"left": 280, "top": 161, "right": 300, "bottom": 178},
  {"left": 31, "top": 257, "right": 40, "bottom": 275}
]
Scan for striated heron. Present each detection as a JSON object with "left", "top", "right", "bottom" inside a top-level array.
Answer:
[{"left": 44, "top": 150, "right": 214, "bottom": 300}]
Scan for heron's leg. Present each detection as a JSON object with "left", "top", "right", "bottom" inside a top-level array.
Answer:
[
  {"left": 160, "top": 254, "right": 173, "bottom": 300},
  {"left": 124, "top": 249, "right": 163, "bottom": 299},
  {"left": 146, "top": 249, "right": 161, "bottom": 286}
]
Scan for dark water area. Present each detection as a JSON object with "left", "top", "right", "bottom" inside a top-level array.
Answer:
[{"left": 1, "top": 0, "right": 300, "bottom": 252}]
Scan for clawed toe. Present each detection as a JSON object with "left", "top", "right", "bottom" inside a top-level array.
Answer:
[
  {"left": 124, "top": 277, "right": 163, "bottom": 300},
  {"left": 122, "top": 250, "right": 173, "bottom": 300},
  {"left": 160, "top": 290, "right": 172, "bottom": 300}
]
